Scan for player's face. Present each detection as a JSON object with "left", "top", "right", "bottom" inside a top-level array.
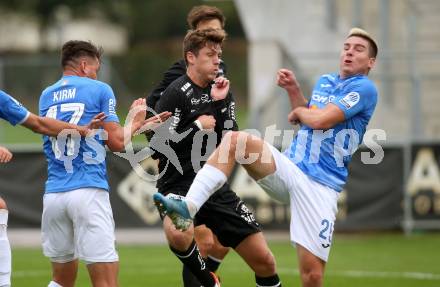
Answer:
[
  {"left": 339, "top": 36, "right": 375, "bottom": 79},
  {"left": 193, "top": 43, "right": 222, "bottom": 83},
  {"left": 82, "top": 57, "right": 100, "bottom": 80},
  {"left": 196, "top": 19, "right": 222, "bottom": 31}
]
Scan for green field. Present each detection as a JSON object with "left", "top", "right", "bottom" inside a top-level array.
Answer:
[{"left": 11, "top": 233, "right": 440, "bottom": 287}]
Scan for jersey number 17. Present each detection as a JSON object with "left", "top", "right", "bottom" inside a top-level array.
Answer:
[{"left": 46, "top": 103, "right": 85, "bottom": 159}]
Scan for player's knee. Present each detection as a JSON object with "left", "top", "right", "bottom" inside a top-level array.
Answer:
[
  {"left": 167, "top": 229, "right": 193, "bottom": 251},
  {"left": 301, "top": 270, "right": 323, "bottom": 286},
  {"left": 254, "top": 250, "right": 277, "bottom": 276},
  {"left": 230, "top": 131, "right": 258, "bottom": 161},
  {"left": 163, "top": 218, "right": 194, "bottom": 250},
  {"left": 230, "top": 131, "right": 252, "bottom": 157},
  {"left": 169, "top": 231, "right": 187, "bottom": 247},
  {"left": 0, "top": 198, "right": 7, "bottom": 210},
  {"left": 223, "top": 131, "right": 239, "bottom": 155},
  {"left": 229, "top": 130, "right": 247, "bottom": 145},
  {"left": 196, "top": 239, "right": 213, "bottom": 257},
  {"left": 209, "top": 244, "right": 229, "bottom": 259},
  {"left": 262, "top": 251, "right": 277, "bottom": 274},
  {"left": 194, "top": 232, "right": 214, "bottom": 257}
]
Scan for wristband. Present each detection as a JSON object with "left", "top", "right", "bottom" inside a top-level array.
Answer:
[{"left": 194, "top": 120, "right": 203, "bottom": 130}]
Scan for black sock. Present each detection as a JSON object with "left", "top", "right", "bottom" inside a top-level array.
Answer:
[
  {"left": 182, "top": 264, "right": 202, "bottom": 287},
  {"left": 255, "top": 274, "right": 282, "bottom": 287},
  {"left": 206, "top": 256, "right": 222, "bottom": 272},
  {"left": 170, "top": 240, "right": 215, "bottom": 287},
  {"left": 181, "top": 256, "right": 221, "bottom": 287}
]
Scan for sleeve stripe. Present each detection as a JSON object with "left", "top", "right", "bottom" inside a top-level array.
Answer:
[{"left": 17, "top": 111, "right": 30, "bottom": 125}]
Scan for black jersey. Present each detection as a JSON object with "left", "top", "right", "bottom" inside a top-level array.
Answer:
[{"left": 153, "top": 74, "right": 237, "bottom": 192}]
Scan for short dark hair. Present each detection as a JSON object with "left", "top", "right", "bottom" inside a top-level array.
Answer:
[
  {"left": 183, "top": 29, "right": 226, "bottom": 65},
  {"left": 187, "top": 5, "right": 226, "bottom": 29},
  {"left": 347, "top": 28, "right": 378, "bottom": 58},
  {"left": 61, "top": 40, "right": 103, "bottom": 68}
]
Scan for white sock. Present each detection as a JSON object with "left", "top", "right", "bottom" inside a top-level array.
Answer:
[
  {"left": 0, "top": 210, "right": 11, "bottom": 287},
  {"left": 186, "top": 164, "right": 227, "bottom": 217},
  {"left": 48, "top": 281, "right": 63, "bottom": 287}
]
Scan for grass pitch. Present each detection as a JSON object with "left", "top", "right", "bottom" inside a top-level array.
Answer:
[{"left": 11, "top": 232, "right": 440, "bottom": 287}]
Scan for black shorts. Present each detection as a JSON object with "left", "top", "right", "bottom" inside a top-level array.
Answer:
[{"left": 158, "top": 183, "right": 261, "bottom": 248}]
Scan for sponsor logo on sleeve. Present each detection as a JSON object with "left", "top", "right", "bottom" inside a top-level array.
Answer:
[
  {"left": 186, "top": 88, "right": 193, "bottom": 97},
  {"left": 339, "top": 92, "right": 360, "bottom": 109},
  {"left": 311, "top": 94, "right": 335, "bottom": 104},
  {"left": 109, "top": 99, "right": 117, "bottom": 115},
  {"left": 180, "top": 82, "right": 191, "bottom": 92}
]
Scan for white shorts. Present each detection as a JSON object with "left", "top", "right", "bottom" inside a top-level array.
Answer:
[
  {"left": 41, "top": 188, "right": 119, "bottom": 263},
  {"left": 257, "top": 144, "right": 339, "bottom": 262}
]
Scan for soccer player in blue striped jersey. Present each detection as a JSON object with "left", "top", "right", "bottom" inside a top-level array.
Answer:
[
  {"left": 39, "top": 40, "right": 169, "bottom": 287},
  {"left": 0, "top": 90, "right": 105, "bottom": 287},
  {"left": 156, "top": 28, "right": 379, "bottom": 287}
]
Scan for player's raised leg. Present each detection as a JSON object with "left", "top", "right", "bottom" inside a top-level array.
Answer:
[{"left": 154, "top": 130, "right": 276, "bottom": 228}]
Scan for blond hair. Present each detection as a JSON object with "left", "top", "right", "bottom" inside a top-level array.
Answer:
[{"left": 347, "top": 27, "right": 378, "bottom": 58}]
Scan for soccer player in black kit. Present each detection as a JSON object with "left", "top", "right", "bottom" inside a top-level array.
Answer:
[
  {"left": 151, "top": 29, "right": 282, "bottom": 287},
  {"left": 146, "top": 5, "right": 231, "bottom": 287}
]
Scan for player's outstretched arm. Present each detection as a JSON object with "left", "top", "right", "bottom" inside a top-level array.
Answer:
[
  {"left": 103, "top": 98, "right": 145, "bottom": 152},
  {"left": 21, "top": 112, "right": 106, "bottom": 137},
  {"left": 135, "top": 111, "right": 172, "bottom": 135},
  {"left": 0, "top": 146, "right": 12, "bottom": 163},
  {"left": 85, "top": 112, "right": 107, "bottom": 131},
  {"left": 103, "top": 98, "right": 171, "bottom": 152}
]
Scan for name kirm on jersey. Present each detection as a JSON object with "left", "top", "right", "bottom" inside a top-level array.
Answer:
[{"left": 53, "top": 88, "right": 76, "bottom": 102}]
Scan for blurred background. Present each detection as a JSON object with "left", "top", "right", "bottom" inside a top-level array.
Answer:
[
  {"left": 0, "top": 0, "right": 248, "bottom": 143},
  {"left": 0, "top": 0, "right": 439, "bottom": 286}
]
